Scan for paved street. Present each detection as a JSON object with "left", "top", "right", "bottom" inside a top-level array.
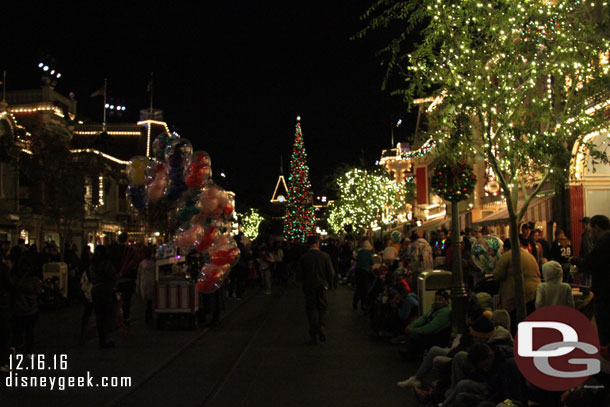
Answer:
[{"left": 1, "top": 285, "right": 418, "bottom": 407}]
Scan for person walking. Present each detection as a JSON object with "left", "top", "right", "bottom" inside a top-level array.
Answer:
[
  {"left": 257, "top": 245, "right": 273, "bottom": 295},
  {"left": 90, "top": 245, "right": 118, "bottom": 349},
  {"left": 79, "top": 247, "right": 94, "bottom": 343},
  {"left": 579, "top": 217, "right": 594, "bottom": 258},
  {"left": 297, "top": 235, "right": 334, "bottom": 345},
  {"left": 136, "top": 246, "right": 156, "bottom": 324},
  {"left": 353, "top": 240, "right": 374, "bottom": 311}
]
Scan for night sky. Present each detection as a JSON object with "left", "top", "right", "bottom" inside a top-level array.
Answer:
[{"left": 3, "top": 1, "right": 412, "bottom": 211}]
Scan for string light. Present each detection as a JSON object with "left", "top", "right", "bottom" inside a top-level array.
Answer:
[
  {"left": 9, "top": 105, "right": 64, "bottom": 118},
  {"left": 238, "top": 209, "right": 264, "bottom": 240},
  {"left": 284, "top": 119, "right": 316, "bottom": 243},
  {"left": 326, "top": 168, "right": 407, "bottom": 234},
  {"left": 363, "top": 0, "right": 610, "bottom": 210},
  {"left": 74, "top": 130, "right": 141, "bottom": 136}
]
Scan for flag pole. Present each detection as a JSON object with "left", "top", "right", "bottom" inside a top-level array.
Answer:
[
  {"left": 2, "top": 71, "right": 6, "bottom": 103},
  {"left": 103, "top": 78, "right": 107, "bottom": 132},
  {"left": 149, "top": 72, "right": 154, "bottom": 117}
]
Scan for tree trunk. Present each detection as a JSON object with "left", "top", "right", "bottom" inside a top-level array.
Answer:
[
  {"left": 450, "top": 200, "right": 468, "bottom": 333},
  {"left": 553, "top": 182, "right": 567, "bottom": 234},
  {"left": 509, "top": 214, "right": 526, "bottom": 324}
]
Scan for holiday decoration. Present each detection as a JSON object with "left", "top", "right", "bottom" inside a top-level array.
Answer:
[
  {"left": 283, "top": 118, "right": 316, "bottom": 243},
  {"left": 431, "top": 161, "right": 476, "bottom": 202},
  {"left": 326, "top": 167, "right": 407, "bottom": 234},
  {"left": 127, "top": 133, "right": 239, "bottom": 294},
  {"left": 238, "top": 209, "right": 264, "bottom": 240}
]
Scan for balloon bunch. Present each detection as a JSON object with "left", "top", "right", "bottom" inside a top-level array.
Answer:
[
  {"left": 127, "top": 132, "right": 239, "bottom": 294},
  {"left": 471, "top": 235, "right": 504, "bottom": 274},
  {"left": 126, "top": 156, "right": 150, "bottom": 210}
]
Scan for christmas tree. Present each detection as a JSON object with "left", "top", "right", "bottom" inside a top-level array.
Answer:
[{"left": 284, "top": 117, "right": 316, "bottom": 243}]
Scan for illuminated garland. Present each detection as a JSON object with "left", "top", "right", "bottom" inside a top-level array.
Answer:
[
  {"left": 399, "top": 138, "right": 435, "bottom": 160},
  {"left": 431, "top": 161, "right": 476, "bottom": 202},
  {"left": 283, "top": 120, "right": 316, "bottom": 243}
]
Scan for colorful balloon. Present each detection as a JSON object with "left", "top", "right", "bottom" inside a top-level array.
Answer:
[
  {"left": 165, "top": 138, "right": 193, "bottom": 169},
  {"left": 152, "top": 133, "right": 173, "bottom": 162},
  {"left": 127, "top": 156, "right": 149, "bottom": 186},
  {"left": 195, "top": 226, "right": 220, "bottom": 252},
  {"left": 146, "top": 161, "right": 168, "bottom": 201},
  {"left": 185, "top": 151, "right": 212, "bottom": 189},
  {"left": 197, "top": 264, "right": 229, "bottom": 293},
  {"left": 176, "top": 224, "right": 202, "bottom": 252}
]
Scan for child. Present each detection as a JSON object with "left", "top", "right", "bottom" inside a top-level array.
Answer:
[{"left": 535, "top": 260, "right": 574, "bottom": 309}]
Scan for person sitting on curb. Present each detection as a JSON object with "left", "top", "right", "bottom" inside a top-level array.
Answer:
[
  {"left": 397, "top": 298, "right": 484, "bottom": 389},
  {"left": 398, "top": 290, "right": 451, "bottom": 358},
  {"left": 412, "top": 313, "right": 514, "bottom": 404},
  {"left": 440, "top": 342, "right": 525, "bottom": 407}
]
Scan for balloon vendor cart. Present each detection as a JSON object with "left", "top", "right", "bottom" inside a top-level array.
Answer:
[
  {"left": 154, "top": 246, "right": 198, "bottom": 329},
  {"left": 126, "top": 133, "right": 240, "bottom": 329}
]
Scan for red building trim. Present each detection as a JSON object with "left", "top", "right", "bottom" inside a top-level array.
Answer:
[{"left": 416, "top": 167, "right": 427, "bottom": 205}]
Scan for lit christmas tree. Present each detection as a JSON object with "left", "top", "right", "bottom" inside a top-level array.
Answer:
[{"left": 284, "top": 117, "right": 316, "bottom": 243}]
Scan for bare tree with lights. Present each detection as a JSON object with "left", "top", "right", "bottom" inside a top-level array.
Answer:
[{"left": 361, "top": 0, "right": 610, "bottom": 323}]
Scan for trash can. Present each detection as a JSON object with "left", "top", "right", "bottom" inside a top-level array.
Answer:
[
  {"left": 42, "top": 262, "right": 69, "bottom": 299},
  {"left": 417, "top": 270, "right": 452, "bottom": 316}
]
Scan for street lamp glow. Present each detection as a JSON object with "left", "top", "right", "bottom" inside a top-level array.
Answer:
[
  {"left": 56, "top": 73, "right": 61, "bottom": 78},
  {"left": 43, "top": 66, "right": 49, "bottom": 71},
  {"left": 105, "top": 103, "right": 110, "bottom": 108},
  {"left": 109, "top": 105, "right": 114, "bottom": 110},
  {"left": 38, "top": 62, "right": 43, "bottom": 68}
]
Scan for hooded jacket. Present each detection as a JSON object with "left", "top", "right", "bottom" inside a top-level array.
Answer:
[
  {"left": 487, "top": 325, "right": 514, "bottom": 347},
  {"left": 535, "top": 261, "right": 575, "bottom": 309},
  {"left": 409, "top": 238, "right": 434, "bottom": 273}
]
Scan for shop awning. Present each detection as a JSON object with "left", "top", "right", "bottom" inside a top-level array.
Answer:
[
  {"left": 421, "top": 216, "right": 450, "bottom": 231},
  {"left": 474, "top": 194, "right": 554, "bottom": 226}
]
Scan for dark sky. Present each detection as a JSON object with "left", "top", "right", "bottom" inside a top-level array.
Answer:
[{"left": 3, "top": 0, "right": 412, "bottom": 211}]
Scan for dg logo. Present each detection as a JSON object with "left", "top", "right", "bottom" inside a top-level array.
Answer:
[{"left": 515, "top": 305, "right": 601, "bottom": 391}]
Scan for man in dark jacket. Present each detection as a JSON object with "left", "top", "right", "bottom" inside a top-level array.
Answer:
[
  {"left": 578, "top": 215, "right": 610, "bottom": 346},
  {"left": 111, "top": 233, "right": 139, "bottom": 322},
  {"left": 297, "top": 235, "right": 334, "bottom": 344}
]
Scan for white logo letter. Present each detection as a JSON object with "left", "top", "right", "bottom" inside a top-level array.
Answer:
[{"left": 518, "top": 322, "right": 577, "bottom": 357}]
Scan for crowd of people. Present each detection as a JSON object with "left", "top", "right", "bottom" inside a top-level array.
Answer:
[
  {"left": 327, "top": 215, "right": 610, "bottom": 406},
  {"left": 1, "top": 214, "right": 609, "bottom": 405}
]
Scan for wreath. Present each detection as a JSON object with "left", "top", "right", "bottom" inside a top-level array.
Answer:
[{"left": 431, "top": 160, "right": 477, "bottom": 202}]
